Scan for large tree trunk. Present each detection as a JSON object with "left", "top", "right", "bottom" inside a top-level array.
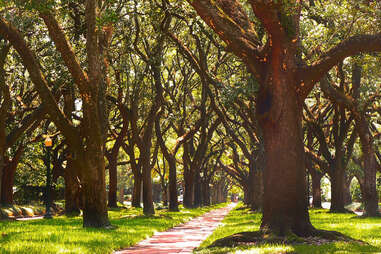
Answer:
[
  {"left": 193, "top": 169, "right": 202, "bottom": 207},
  {"left": 343, "top": 174, "right": 353, "bottom": 206},
  {"left": 168, "top": 158, "right": 179, "bottom": 211},
  {"left": 310, "top": 170, "right": 323, "bottom": 208},
  {"left": 141, "top": 149, "right": 154, "bottom": 215},
  {"left": 64, "top": 158, "right": 81, "bottom": 216},
  {"left": 183, "top": 164, "right": 194, "bottom": 208},
  {"left": 202, "top": 179, "right": 211, "bottom": 206},
  {"left": 1, "top": 163, "right": 16, "bottom": 205},
  {"left": 1, "top": 146, "right": 23, "bottom": 205},
  {"left": 0, "top": 152, "right": 3, "bottom": 204},
  {"left": 357, "top": 116, "right": 379, "bottom": 216},
  {"left": 259, "top": 75, "right": 313, "bottom": 236},
  {"left": 161, "top": 185, "right": 168, "bottom": 207},
  {"left": 329, "top": 163, "right": 347, "bottom": 212},
  {"left": 118, "top": 185, "right": 124, "bottom": 204},
  {"left": 242, "top": 182, "right": 251, "bottom": 206},
  {"left": 217, "top": 178, "right": 228, "bottom": 203},
  {"left": 107, "top": 160, "right": 118, "bottom": 208},
  {"left": 132, "top": 172, "right": 142, "bottom": 207},
  {"left": 80, "top": 146, "right": 110, "bottom": 227},
  {"left": 251, "top": 167, "right": 263, "bottom": 211}
]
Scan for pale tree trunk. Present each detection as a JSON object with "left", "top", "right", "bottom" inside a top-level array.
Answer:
[{"left": 118, "top": 185, "right": 124, "bottom": 204}]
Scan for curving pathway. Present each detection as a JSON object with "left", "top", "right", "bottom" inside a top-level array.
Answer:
[{"left": 114, "top": 202, "right": 237, "bottom": 254}]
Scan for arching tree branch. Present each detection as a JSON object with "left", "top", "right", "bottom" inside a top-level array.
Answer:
[{"left": 299, "top": 33, "right": 381, "bottom": 98}]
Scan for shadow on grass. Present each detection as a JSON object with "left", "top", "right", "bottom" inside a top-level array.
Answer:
[{"left": 204, "top": 230, "right": 381, "bottom": 254}]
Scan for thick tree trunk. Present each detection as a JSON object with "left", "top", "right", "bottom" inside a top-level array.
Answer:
[
  {"left": 168, "top": 159, "right": 179, "bottom": 211},
  {"left": 64, "top": 158, "right": 81, "bottom": 216},
  {"left": 310, "top": 171, "right": 323, "bottom": 208},
  {"left": 183, "top": 168, "right": 194, "bottom": 208},
  {"left": 202, "top": 180, "right": 211, "bottom": 206},
  {"left": 343, "top": 175, "right": 352, "bottom": 206},
  {"left": 142, "top": 150, "right": 154, "bottom": 215},
  {"left": 132, "top": 172, "right": 142, "bottom": 208},
  {"left": 108, "top": 160, "right": 118, "bottom": 208},
  {"left": 357, "top": 116, "right": 379, "bottom": 216},
  {"left": 1, "top": 147, "right": 22, "bottom": 205},
  {"left": 329, "top": 164, "right": 347, "bottom": 212},
  {"left": 243, "top": 182, "right": 251, "bottom": 206},
  {"left": 1, "top": 164, "right": 16, "bottom": 205},
  {"left": 119, "top": 185, "right": 124, "bottom": 204},
  {"left": 251, "top": 169, "right": 263, "bottom": 211},
  {"left": 259, "top": 78, "right": 313, "bottom": 236},
  {"left": 161, "top": 185, "right": 168, "bottom": 207},
  {"left": 218, "top": 178, "right": 228, "bottom": 203},
  {"left": 362, "top": 165, "right": 379, "bottom": 217},
  {"left": 193, "top": 169, "right": 202, "bottom": 207},
  {"left": 0, "top": 154, "right": 3, "bottom": 204},
  {"left": 80, "top": 148, "right": 110, "bottom": 227}
]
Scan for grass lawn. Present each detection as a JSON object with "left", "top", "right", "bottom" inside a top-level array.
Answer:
[
  {"left": 194, "top": 203, "right": 381, "bottom": 254},
  {"left": 0, "top": 203, "right": 227, "bottom": 254}
]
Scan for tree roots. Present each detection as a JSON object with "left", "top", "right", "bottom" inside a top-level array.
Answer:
[{"left": 209, "top": 229, "right": 366, "bottom": 248}]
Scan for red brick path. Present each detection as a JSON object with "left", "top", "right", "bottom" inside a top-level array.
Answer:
[{"left": 114, "top": 203, "right": 236, "bottom": 254}]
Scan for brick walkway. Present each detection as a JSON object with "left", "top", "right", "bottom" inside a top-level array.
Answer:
[{"left": 114, "top": 203, "right": 236, "bottom": 254}]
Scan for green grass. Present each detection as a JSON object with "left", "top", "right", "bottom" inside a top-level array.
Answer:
[
  {"left": 0, "top": 203, "right": 227, "bottom": 254},
  {"left": 194, "top": 203, "right": 381, "bottom": 254}
]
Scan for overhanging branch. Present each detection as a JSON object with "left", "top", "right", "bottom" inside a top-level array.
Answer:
[{"left": 299, "top": 33, "right": 381, "bottom": 98}]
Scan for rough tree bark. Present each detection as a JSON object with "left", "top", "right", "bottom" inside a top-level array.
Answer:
[
  {"left": 310, "top": 169, "right": 323, "bottom": 208},
  {"left": 107, "top": 160, "right": 118, "bottom": 208},
  {"left": 132, "top": 172, "right": 142, "bottom": 207},
  {"left": 0, "top": 43, "right": 10, "bottom": 203},
  {"left": 193, "top": 169, "right": 202, "bottom": 207},
  {"left": 64, "top": 157, "right": 81, "bottom": 216},
  {"left": 343, "top": 174, "right": 353, "bottom": 206},
  {"left": 188, "top": 0, "right": 381, "bottom": 236},
  {"left": 0, "top": 0, "right": 113, "bottom": 227},
  {"left": 258, "top": 69, "right": 313, "bottom": 235},
  {"left": 329, "top": 163, "right": 347, "bottom": 212},
  {"left": 183, "top": 143, "right": 194, "bottom": 208},
  {"left": 251, "top": 168, "right": 263, "bottom": 211},
  {"left": 105, "top": 117, "right": 127, "bottom": 208},
  {"left": 356, "top": 117, "right": 379, "bottom": 216}
]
